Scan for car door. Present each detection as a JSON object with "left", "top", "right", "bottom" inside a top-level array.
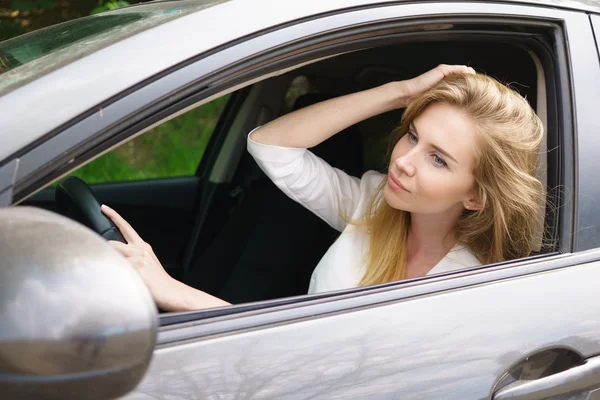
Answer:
[
  {"left": 126, "top": 254, "right": 600, "bottom": 400},
  {"left": 114, "top": 2, "right": 600, "bottom": 399},
  {"left": 6, "top": 1, "right": 600, "bottom": 399}
]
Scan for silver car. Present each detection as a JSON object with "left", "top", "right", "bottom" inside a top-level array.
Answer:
[{"left": 1, "top": 0, "right": 600, "bottom": 399}]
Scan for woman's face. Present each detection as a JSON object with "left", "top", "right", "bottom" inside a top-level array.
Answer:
[{"left": 383, "top": 102, "right": 480, "bottom": 215}]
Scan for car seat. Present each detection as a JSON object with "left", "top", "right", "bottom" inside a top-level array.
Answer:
[{"left": 183, "top": 93, "right": 364, "bottom": 303}]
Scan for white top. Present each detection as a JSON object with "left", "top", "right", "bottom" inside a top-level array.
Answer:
[{"left": 247, "top": 132, "right": 482, "bottom": 294}]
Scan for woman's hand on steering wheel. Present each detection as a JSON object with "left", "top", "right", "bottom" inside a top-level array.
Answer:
[{"left": 101, "top": 204, "right": 179, "bottom": 310}]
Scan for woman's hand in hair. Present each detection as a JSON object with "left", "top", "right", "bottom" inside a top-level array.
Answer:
[
  {"left": 101, "top": 204, "right": 230, "bottom": 311},
  {"left": 396, "top": 64, "right": 476, "bottom": 107}
]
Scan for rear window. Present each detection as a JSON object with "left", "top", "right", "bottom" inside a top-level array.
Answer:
[{"left": 0, "top": 0, "right": 230, "bottom": 95}]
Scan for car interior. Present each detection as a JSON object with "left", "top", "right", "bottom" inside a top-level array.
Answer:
[{"left": 22, "top": 36, "right": 559, "bottom": 307}]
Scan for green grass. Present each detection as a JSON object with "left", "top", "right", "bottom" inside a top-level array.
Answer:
[{"left": 67, "top": 95, "right": 230, "bottom": 184}]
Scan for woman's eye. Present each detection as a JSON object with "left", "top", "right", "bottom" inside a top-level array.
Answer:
[
  {"left": 432, "top": 154, "right": 448, "bottom": 167},
  {"left": 407, "top": 132, "right": 418, "bottom": 143}
]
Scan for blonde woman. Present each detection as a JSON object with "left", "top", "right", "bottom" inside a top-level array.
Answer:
[{"left": 102, "top": 64, "right": 544, "bottom": 311}]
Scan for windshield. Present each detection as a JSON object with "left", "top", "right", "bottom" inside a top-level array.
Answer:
[{"left": 0, "top": 0, "right": 230, "bottom": 95}]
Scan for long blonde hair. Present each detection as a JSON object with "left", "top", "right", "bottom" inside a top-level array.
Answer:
[{"left": 359, "top": 73, "right": 544, "bottom": 287}]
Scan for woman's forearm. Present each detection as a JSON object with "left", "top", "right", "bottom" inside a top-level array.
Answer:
[
  {"left": 164, "top": 279, "right": 231, "bottom": 311},
  {"left": 250, "top": 81, "right": 407, "bottom": 148}
]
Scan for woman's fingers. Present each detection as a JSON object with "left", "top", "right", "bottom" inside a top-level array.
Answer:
[
  {"left": 107, "top": 241, "right": 162, "bottom": 274},
  {"left": 101, "top": 204, "right": 143, "bottom": 244},
  {"left": 126, "top": 256, "right": 149, "bottom": 269},
  {"left": 437, "top": 64, "right": 476, "bottom": 77},
  {"left": 437, "top": 64, "right": 475, "bottom": 77},
  {"left": 108, "top": 240, "right": 144, "bottom": 257},
  {"left": 401, "top": 64, "right": 476, "bottom": 106}
]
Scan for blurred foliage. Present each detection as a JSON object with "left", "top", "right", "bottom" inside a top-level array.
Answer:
[
  {"left": 1, "top": 0, "right": 143, "bottom": 41},
  {"left": 10, "top": 0, "right": 55, "bottom": 11},
  {"left": 91, "top": 0, "right": 129, "bottom": 15},
  {"left": 68, "top": 96, "right": 231, "bottom": 184}
]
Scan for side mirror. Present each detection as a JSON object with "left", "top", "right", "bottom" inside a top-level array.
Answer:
[{"left": 0, "top": 207, "right": 157, "bottom": 400}]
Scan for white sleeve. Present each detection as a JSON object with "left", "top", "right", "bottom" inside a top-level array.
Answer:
[{"left": 247, "top": 132, "right": 363, "bottom": 232}]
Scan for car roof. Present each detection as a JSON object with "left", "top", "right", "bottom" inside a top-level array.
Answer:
[{"left": 0, "top": 0, "right": 597, "bottom": 163}]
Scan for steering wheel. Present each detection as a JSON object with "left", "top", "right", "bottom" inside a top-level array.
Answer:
[{"left": 55, "top": 176, "right": 126, "bottom": 243}]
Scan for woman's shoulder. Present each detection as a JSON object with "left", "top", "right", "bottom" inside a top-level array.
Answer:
[
  {"left": 341, "top": 170, "right": 385, "bottom": 220},
  {"left": 359, "top": 170, "right": 386, "bottom": 191},
  {"left": 355, "top": 169, "right": 386, "bottom": 201}
]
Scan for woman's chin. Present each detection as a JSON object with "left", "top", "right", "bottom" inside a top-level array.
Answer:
[{"left": 382, "top": 186, "right": 412, "bottom": 211}]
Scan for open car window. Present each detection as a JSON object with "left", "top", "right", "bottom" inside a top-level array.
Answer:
[{"left": 159, "top": 42, "right": 555, "bottom": 318}]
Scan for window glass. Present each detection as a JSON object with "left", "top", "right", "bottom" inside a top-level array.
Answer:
[
  {"left": 0, "top": 0, "right": 231, "bottom": 94},
  {"left": 68, "top": 95, "right": 230, "bottom": 184}
]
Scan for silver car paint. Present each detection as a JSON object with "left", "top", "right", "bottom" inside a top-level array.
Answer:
[{"left": 0, "top": 0, "right": 599, "bottom": 162}]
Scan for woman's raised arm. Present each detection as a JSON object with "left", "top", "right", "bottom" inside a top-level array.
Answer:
[{"left": 250, "top": 64, "right": 475, "bottom": 148}]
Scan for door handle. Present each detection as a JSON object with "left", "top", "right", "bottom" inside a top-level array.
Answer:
[{"left": 493, "top": 355, "right": 600, "bottom": 400}]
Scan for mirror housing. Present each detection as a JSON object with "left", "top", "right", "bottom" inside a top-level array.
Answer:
[{"left": 0, "top": 207, "right": 157, "bottom": 400}]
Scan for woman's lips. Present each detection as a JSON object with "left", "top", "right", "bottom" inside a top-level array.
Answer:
[{"left": 387, "top": 173, "right": 410, "bottom": 193}]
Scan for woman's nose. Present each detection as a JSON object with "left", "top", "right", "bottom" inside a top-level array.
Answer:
[{"left": 394, "top": 152, "right": 416, "bottom": 176}]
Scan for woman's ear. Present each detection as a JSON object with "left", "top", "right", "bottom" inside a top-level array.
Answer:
[
  {"left": 463, "top": 200, "right": 483, "bottom": 211},
  {"left": 464, "top": 189, "right": 484, "bottom": 211}
]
